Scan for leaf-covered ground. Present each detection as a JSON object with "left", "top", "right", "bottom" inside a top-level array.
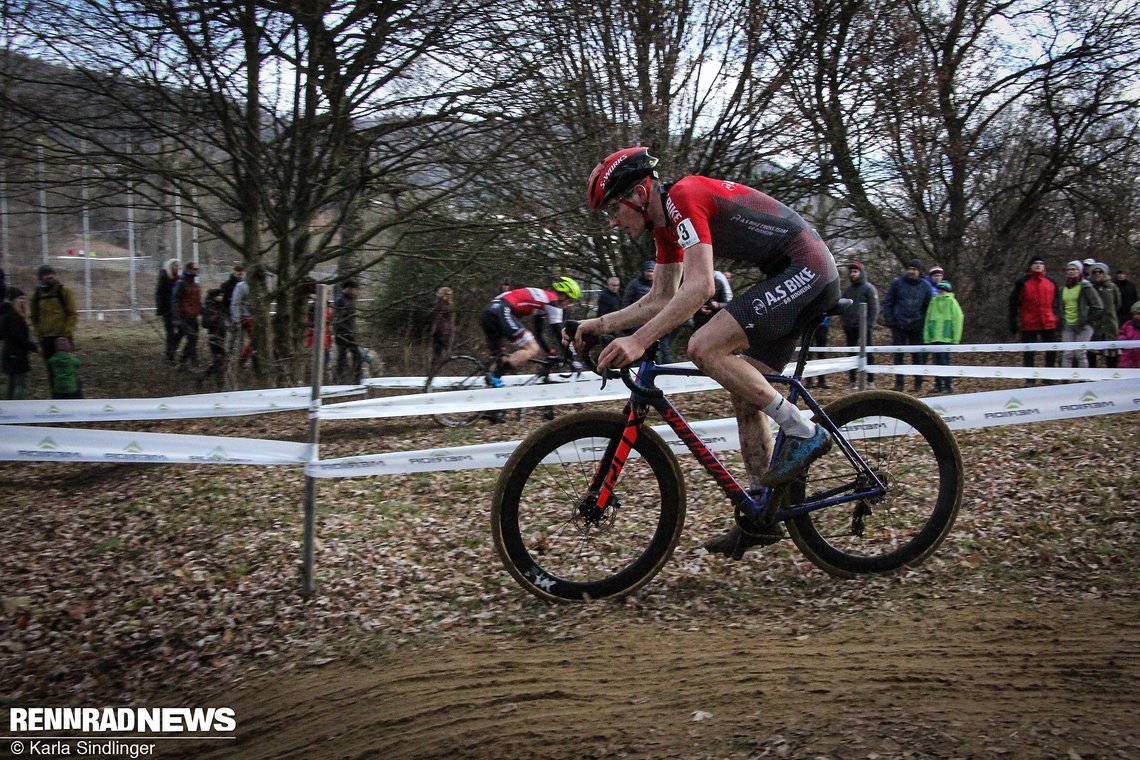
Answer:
[{"left": 2, "top": 324, "right": 1137, "bottom": 758}]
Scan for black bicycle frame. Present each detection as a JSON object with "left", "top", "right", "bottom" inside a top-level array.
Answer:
[{"left": 588, "top": 358, "right": 888, "bottom": 524}]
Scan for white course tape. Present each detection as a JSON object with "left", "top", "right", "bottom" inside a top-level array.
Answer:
[
  {"left": 0, "top": 385, "right": 365, "bottom": 425},
  {"left": 867, "top": 364, "right": 1140, "bottom": 381},
  {"left": 0, "top": 425, "right": 311, "bottom": 465},
  {"left": 812, "top": 340, "right": 1140, "bottom": 354},
  {"left": 306, "top": 379, "right": 1140, "bottom": 477},
  {"left": 319, "top": 357, "right": 858, "bottom": 421}
]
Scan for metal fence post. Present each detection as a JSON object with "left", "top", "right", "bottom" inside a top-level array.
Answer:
[
  {"left": 301, "top": 283, "right": 329, "bottom": 599},
  {"left": 858, "top": 302, "right": 868, "bottom": 390}
]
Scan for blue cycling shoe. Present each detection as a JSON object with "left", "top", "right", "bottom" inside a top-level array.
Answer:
[{"left": 759, "top": 424, "right": 833, "bottom": 486}]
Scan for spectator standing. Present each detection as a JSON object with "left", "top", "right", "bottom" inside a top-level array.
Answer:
[
  {"left": 882, "top": 259, "right": 932, "bottom": 391},
  {"left": 156, "top": 258, "right": 180, "bottom": 363},
  {"left": 596, "top": 276, "right": 622, "bottom": 319},
  {"left": 201, "top": 288, "right": 228, "bottom": 389},
  {"left": 1, "top": 287, "right": 38, "bottom": 399},
  {"left": 1008, "top": 255, "right": 1061, "bottom": 386},
  {"left": 1117, "top": 301, "right": 1140, "bottom": 369},
  {"left": 333, "top": 281, "right": 362, "bottom": 382},
  {"left": 230, "top": 276, "right": 253, "bottom": 365},
  {"left": 170, "top": 261, "right": 203, "bottom": 367},
  {"left": 29, "top": 264, "right": 78, "bottom": 395},
  {"left": 1059, "top": 260, "right": 1103, "bottom": 370},
  {"left": 220, "top": 263, "right": 245, "bottom": 313},
  {"left": 840, "top": 262, "right": 879, "bottom": 389},
  {"left": 47, "top": 336, "right": 82, "bottom": 399},
  {"left": 924, "top": 282, "right": 964, "bottom": 393},
  {"left": 430, "top": 286, "right": 454, "bottom": 367},
  {"left": 1088, "top": 262, "right": 1121, "bottom": 368},
  {"left": 1081, "top": 257, "right": 1096, "bottom": 279},
  {"left": 925, "top": 265, "right": 945, "bottom": 296},
  {"left": 623, "top": 260, "right": 675, "bottom": 361},
  {"left": 1113, "top": 270, "right": 1136, "bottom": 326}
]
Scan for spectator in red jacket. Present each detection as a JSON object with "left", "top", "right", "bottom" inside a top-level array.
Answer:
[{"left": 1008, "top": 256, "right": 1061, "bottom": 386}]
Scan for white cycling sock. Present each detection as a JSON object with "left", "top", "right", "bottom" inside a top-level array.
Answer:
[{"left": 762, "top": 395, "right": 815, "bottom": 439}]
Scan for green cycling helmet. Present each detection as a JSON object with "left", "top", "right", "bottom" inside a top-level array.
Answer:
[{"left": 551, "top": 276, "right": 581, "bottom": 300}]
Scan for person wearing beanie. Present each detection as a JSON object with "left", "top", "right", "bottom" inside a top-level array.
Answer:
[
  {"left": 1117, "top": 301, "right": 1140, "bottom": 369},
  {"left": 28, "top": 263, "right": 78, "bottom": 397},
  {"left": 1059, "top": 260, "right": 1103, "bottom": 370},
  {"left": 882, "top": 259, "right": 932, "bottom": 391},
  {"left": 924, "top": 281, "right": 964, "bottom": 393},
  {"left": 1087, "top": 262, "right": 1121, "bottom": 368},
  {"left": 840, "top": 261, "right": 879, "bottom": 389},
  {"left": 924, "top": 265, "right": 945, "bottom": 297},
  {"left": 1008, "top": 255, "right": 1060, "bottom": 386}
]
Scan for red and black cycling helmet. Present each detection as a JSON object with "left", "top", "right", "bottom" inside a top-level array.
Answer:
[{"left": 586, "top": 147, "right": 659, "bottom": 211}]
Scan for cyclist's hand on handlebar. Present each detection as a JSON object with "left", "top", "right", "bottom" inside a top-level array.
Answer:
[{"left": 597, "top": 334, "right": 646, "bottom": 372}]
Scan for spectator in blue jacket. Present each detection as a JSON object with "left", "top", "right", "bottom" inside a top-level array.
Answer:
[{"left": 882, "top": 259, "right": 933, "bottom": 391}]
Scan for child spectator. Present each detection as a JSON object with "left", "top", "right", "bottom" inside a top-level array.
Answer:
[
  {"left": 47, "top": 336, "right": 82, "bottom": 399},
  {"left": 201, "top": 288, "right": 228, "bottom": 389},
  {"left": 1118, "top": 302, "right": 1140, "bottom": 369},
  {"left": 924, "top": 281, "right": 964, "bottom": 393},
  {"left": 1, "top": 288, "right": 39, "bottom": 399}
]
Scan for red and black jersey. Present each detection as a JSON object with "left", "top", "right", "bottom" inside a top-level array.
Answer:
[
  {"left": 500, "top": 287, "right": 564, "bottom": 322},
  {"left": 652, "top": 176, "right": 834, "bottom": 279}
]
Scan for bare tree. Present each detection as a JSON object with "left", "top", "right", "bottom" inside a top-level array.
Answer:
[
  {"left": 793, "top": 0, "right": 1140, "bottom": 334},
  {"left": 1, "top": 0, "right": 542, "bottom": 380}
]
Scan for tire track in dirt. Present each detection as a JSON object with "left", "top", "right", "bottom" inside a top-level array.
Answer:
[{"left": 167, "top": 597, "right": 1139, "bottom": 759}]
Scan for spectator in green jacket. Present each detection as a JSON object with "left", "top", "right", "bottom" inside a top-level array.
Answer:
[
  {"left": 924, "top": 281, "right": 964, "bottom": 394},
  {"left": 29, "top": 264, "right": 78, "bottom": 396}
]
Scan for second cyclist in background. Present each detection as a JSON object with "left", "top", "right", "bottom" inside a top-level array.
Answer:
[{"left": 481, "top": 276, "right": 581, "bottom": 387}]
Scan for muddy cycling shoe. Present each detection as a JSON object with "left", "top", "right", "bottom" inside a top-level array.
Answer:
[
  {"left": 759, "top": 424, "right": 833, "bottom": 487},
  {"left": 703, "top": 522, "right": 786, "bottom": 560}
]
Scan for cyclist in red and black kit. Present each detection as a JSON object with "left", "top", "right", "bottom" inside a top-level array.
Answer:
[
  {"left": 576, "top": 147, "right": 841, "bottom": 558},
  {"left": 482, "top": 277, "right": 581, "bottom": 385}
]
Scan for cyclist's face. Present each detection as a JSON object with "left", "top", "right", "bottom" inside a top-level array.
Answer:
[{"left": 606, "top": 189, "right": 647, "bottom": 238}]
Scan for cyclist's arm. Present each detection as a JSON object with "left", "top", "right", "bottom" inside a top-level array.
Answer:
[
  {"left": 633, "top": 249, "right": 714, "bottom": 346},
  {"left": 579, "top": 262, "right": 681, "bottom": 339}
]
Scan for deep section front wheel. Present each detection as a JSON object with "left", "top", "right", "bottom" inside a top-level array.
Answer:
[
  {"left": 786, "top": 390, "right": 963, "bottom": 578},
  {"left": 492, "top": 412, "right": 686, "bottom": 602},
  {"left": 423, "top": 354, "right": 489, "bottom": 427}
]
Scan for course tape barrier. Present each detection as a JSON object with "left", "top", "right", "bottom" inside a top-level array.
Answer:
[
  {"left": 811, "top": 340, "right": 1140, "bottom": 354},
  {"left": 867, "top": 364, "right": 1140, "bottom": 381},
  {"left": 306, "top": 379, "right": 1140, "bottom": 477},
  {"left": 1, "top": 425, "right": 311, "bottom": 465},
  {"left": 0, "top": 385, "right": 365, "bottom": 425},
  {"left": 320, "top": 357, "right": 858, "bottom": 420}
]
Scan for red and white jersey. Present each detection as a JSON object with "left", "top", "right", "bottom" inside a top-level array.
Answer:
[
  {"left": 500, "top": 288, "right": 564, "bottom": 323},
  {"left": 652, "top": 176, "right": 836, "bottom": 280}
]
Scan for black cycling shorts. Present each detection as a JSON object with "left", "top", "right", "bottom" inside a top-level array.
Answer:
[
  {"left": 480, "top": 299, "right": 533, "bottom": 351},
  {"left": 724, "top": 262, "right": 840, "bottom": 372}
]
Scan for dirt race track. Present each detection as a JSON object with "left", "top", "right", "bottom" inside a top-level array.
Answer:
[{"left": 168, "top": 596, "right": 1137, "bottom": 759}]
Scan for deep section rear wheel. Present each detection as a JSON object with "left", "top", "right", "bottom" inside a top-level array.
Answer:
[
  {"left": 492, "top": 412, "right": 686, "bottom": 602},
  {"left": 786, "top": 390, "right": 963, "bottom": 578},
  {"left": 423, "top": 354, "right": 489, "bottom": 427}
]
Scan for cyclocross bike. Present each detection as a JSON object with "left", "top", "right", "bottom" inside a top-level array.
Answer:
[
  {"left": 491, "top": 303, "right": 964, "bottom": 602},
  {"left": 423, "top": 347, "right": 584, "bottom": 427}
]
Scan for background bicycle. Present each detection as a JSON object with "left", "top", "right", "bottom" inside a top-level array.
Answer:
[{"left": 423, "top": 346, "right": 584, "bottom": 427}]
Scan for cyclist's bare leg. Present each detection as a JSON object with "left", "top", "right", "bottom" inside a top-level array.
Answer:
[
  {"left": 500, "top": 337, "right": 544, "bottom": 373},
  {"left": 686, "top": 310, "right": 780, "bottom": 409},
  {"left": 730, "top": 378, "right": 773, "bottom": 489}
]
